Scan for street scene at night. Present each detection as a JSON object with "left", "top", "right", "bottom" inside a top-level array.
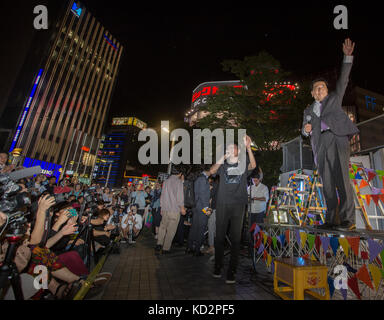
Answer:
[{"left": 1, "top": 0, "right": 384, "bottom": 311}]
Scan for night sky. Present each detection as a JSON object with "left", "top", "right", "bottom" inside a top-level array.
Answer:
[
  {"left": 81, "top": 1, "right": 384, "bottom": 128},
  {"left": 1, "top": 1, "right": 383, "bottom": 129}
]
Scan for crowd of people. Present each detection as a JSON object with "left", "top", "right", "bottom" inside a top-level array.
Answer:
[
  {"left": 0, "top": 150, "right": 160, "bottom": 300},
  {"left": 0, "top": 135, "right": 270, "bottom": 299}
]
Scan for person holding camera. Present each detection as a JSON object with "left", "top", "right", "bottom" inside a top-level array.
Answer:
[
  {"left": 130, "top": 185, "right": 147, "bottom": 216},
  {"left": 120, "top": 204, "right": 143, "bottom": 244},
  {"left": 26, "top": 194, "right": 89, "bottom": 299},
  {"left": 91, "top": 209, "right": 116, "bottom": 255},
  {"left": 102, "top": 187, "right": 113, "bottom": 204},
  {"left": 0, "top": 211, "right": 6, "bottom": 227},
  {"left": 0, "top": 151, "right": 14, "bottom": 174}
]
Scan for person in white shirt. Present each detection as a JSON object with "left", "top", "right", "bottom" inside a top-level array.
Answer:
[
  {"left": 248, "top": 172, "right": 269, "bottom": 227},
  {"left": 120, "top": 204, "right": 143, "bottom": 244}
]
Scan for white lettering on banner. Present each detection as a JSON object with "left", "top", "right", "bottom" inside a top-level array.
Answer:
[{"left": 41, "top": 169, "right": 53, "bottom": 175}]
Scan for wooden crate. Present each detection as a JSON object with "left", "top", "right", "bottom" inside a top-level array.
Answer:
[{"left": 274, "top": 257, "right": 330, "bottom": 300}]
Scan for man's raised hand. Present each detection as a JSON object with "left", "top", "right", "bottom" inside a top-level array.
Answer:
[{"left": 343, "top": 38, "right": 355, "bottom": 56}]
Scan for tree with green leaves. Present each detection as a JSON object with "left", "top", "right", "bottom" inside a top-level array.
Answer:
[{"left": 197, "top": 51, "right": 312, "bottom": 187}]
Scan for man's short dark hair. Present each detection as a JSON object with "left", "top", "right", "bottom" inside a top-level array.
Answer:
[
  {"left": 252, "top": 172, "right": 261, "bottom": 180},
  {"left": 171, "top": 164, "right": 186, "bottom": 176},
  {"left": 311, "top": 78, "right": 329, "bottom": 91}
]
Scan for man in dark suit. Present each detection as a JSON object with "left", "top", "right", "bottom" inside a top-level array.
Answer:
[
  {"left": 302, "top": 38, "right": 359, "bottom": 231},
  {"left": 186, "top": 167, "right": 211, "bottom": 256}
]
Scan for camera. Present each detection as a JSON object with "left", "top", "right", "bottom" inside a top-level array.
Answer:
[
  {"left": 5, "top": 211, "right": 30, "bottom": 236},
  {"left": 0, "top": 174, "right": 31, "bottom": 214},
  {"left": 83, "top": 190, "right": 98, "bottom": 212}
]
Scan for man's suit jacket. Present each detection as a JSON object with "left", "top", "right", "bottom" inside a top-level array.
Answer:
[
  {"left": 301, "top": 57, "right": 359, "bottom": 154},
  {"left": 194, "top": 173, "right": 210, "bottom": 212}
]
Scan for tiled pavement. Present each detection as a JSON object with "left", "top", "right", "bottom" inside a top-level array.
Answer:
[{"left": 97, "top": 228, "right": 279, "bottom": 300}]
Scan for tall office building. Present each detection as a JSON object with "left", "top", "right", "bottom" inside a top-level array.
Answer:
[
  {"left": 1, "top": 1, "right": 123, "bottom": 179},
  {"left": 93, "top": 117, "right": 147, "bottom": 187}
]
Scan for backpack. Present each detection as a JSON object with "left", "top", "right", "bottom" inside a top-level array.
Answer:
[{"left": 183, "top": 179, "right": 195, "bottom": 209}]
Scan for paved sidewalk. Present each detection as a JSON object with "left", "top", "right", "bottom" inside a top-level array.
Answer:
[{"left": 99, "top": 229, "right": 279, "bottom": 300}]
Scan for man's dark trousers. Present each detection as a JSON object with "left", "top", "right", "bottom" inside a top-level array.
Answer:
[
  {"left": 317, "top": 131, "right": 355, "bottom": 225},
  {"left": 188, "top": 208, "right": 208, "bottom": 251},
  {"left": 215, "top": 202, "right": 246, "bottom": 272}
]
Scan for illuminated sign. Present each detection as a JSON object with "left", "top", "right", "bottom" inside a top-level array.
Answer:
[
  {"left": 365, "top": 95, "right": 377, "bottom": 111},
  {"left": 263, "top": 83, "right": 297, "bottom": 102},
  {"left": 71, "top": 3, "right": 82, "bottom": 17},
  {"left": 10, "top": 69, "right": 43, "bottom": 153},
  {"left": 112, "top": 117, "right": 147, "bottom": 129},
  {"left": 134, "top": 118, "right": 146, "bottom": 129},
  {"left": 23, "top": 157, "right": 63, "bottom": 181},
  {"left": 104, "top": 34, "right": 118, "bottom": 51},
  {"left": 82, "top": 146, "right": 90, "bottom": 152},
  {"left": 112, "top": 118, "right": 130, "bottom": 126},
  {"left": 191, "top": 81, "right": 244, "bottom": 109}
]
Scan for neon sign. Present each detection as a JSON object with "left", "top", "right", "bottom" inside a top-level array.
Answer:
[
  {"left": 191, "top": 81, "right": 244, "bottom": 109},
  {"left": 365, "top": 95, "right": 376, "bottom": 111},
  {"left": 264, "top": 84, "right": 297, "bottom": 102},
  {"left": 71, "top": 3, "right": 82, "bottom": 17},
  {"left": 10, "top": 69, "right": 43, "bottom": 153},
  {"left": 104, "top": 34, "right": 118, "bottom": 51},
  {"left": 23, "top": 157, "right": 62, "bottom": 181}
]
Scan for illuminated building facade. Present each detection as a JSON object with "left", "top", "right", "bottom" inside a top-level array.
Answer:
[
  {"left": 93, "top": 117, "right": 147, "bottom": 187},
  {"left": 185, "top": 80, "right": 299, "bottom": 152},
  {"left": 185, "top": 80, "right": 244, "bottom": 126},
  {"left": 0, "top": 1, "right": 123, "bottom": 179},
  {"left": 185, "top": 80, "right": 299, "bottom": 127},
  {"left": 353, "top": 87, "right": 384, "bottom": 152}
]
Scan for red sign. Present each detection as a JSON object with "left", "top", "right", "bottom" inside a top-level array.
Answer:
[
  {"left": 82, "top": 146, "right": 90, "bottom": 152},
  {"left": 191, "top": 81, "right": 243, "bottom": 108}
]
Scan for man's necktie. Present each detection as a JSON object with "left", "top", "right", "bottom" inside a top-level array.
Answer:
[
  {"left": 313, "top": 101, "right": 321, "bottom": 117},
  {"left": 313, "top": 101, "right": 329, "bottom": 131}
]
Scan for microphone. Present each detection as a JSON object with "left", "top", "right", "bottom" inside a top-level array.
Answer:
[{"left": 306, "top": 115, "right": 312, "bottom": 124}]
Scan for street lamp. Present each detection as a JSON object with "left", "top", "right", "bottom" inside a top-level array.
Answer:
[
  {"left": 102, "top": 159, "right": 113, "bottom": 187},
  {"left": 162, "top": 125, "right": 174, "bottom": 175}
]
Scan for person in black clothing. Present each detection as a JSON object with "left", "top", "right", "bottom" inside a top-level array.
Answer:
[
  {"left": 45, "top": 176, "right": 57, "bottom": 195},
  {"left": 150, "top": 183, "right": 162, "bottom": 238},
  {"left": 209, "top": 135, "right": 257, "bottom": 284},
  {"left": 187, "top": 167, "right": 212, "bottom": 256},
  {"left": 204, "top": 176, "right": 218, "bottom": 255},
  {"left": 46, "top": 202, "right": 86, "bottom": 258},
  {"left": 92, "top": 209, "right": 116, "bottom": 254}
]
